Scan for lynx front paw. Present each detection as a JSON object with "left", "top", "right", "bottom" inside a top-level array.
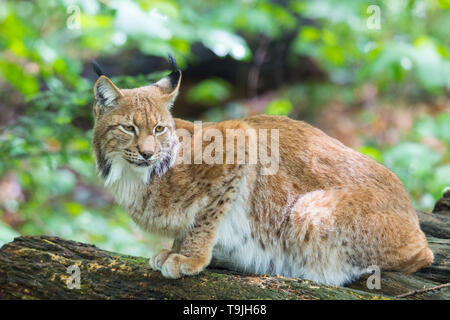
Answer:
[
  {"left": 160, "top": 253, "right": 207, "bottom": 279},
  {"left": 149, "top": 249, "right": 172, "bottom": 271}
]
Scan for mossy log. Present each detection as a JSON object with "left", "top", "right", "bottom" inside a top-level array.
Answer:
[
  {"left": 0, "top": 235, "right": 390, "bottom": 300},
  {"left": 0, "top": 207, "right": 449, "bottom": 300}
]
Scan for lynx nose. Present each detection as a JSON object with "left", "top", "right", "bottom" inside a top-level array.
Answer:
[
  {"left": 138, "top": 135, "right": 156, "bottom": 160},
  {"left": 139, "top": 150, "right": 153, "bottom": 160}
]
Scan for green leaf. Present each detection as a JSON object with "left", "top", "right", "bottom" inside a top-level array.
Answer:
[
  {"left": 265, "top": 99, "right": 293, "bottom": 116},
  {"left": 358, "top": 146, "right": 382, "bottom": 163},
  {"left": 431, "top": 165, "right": 450, "bottom": 197},
  {"left": 383, "top": 142, "right": 441, "bottom": 179},
  {"left": 300, "top": 26, "right": 320, "bottom": 42},
  {"left": 0, "top": 61, "right": 39, "bottom": 96},
  {"left": 187, "top": 78, "right": 232, "bottom": 105},
  {"left": 64, "top": 202, "right": 85, "bottom": 216}
]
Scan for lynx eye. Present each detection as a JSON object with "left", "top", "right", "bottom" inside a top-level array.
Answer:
[
  {"left": 121, "top": 125, "right": 135, "bottom": 132},
  {"left": 154, "top": 125, "right": 166, "bottom": 134}
]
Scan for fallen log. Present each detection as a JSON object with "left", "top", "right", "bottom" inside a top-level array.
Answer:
[
  {"left": 0, "top": 235, "right": 389, "bottom": 300},
  {"left": 433, "top": 190, "right": 450, "bottom": 217},
  {"left": 0, "top": 206, "right": 449, "bottom": 300},
  {"left": 417, "top": 210, "right": 450, "bottom": 239}
]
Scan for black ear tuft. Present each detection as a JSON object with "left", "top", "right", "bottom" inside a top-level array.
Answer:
[
  {"left": 166, "top": 54, "right": 181, "bottom": 89},
  {"left": 167, "top": 70, "right": 181, "bottom": 89},
  {"left": 91, "top": 60, "right": 105, "bottom": 77},
  {"left": 167, "top": 54, "right": 178, "bottom": 72},
  {"left": 153, "top": 55, "right": 182, "bottom": 99}
]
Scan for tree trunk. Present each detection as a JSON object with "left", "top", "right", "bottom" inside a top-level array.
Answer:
[{"left": 0, "top": 207, "right": 449, "bottom": 300}]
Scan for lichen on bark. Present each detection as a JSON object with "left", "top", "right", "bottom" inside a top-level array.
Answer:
[{"left": 0, "top": 232, "right": 448, "bottom": 300}]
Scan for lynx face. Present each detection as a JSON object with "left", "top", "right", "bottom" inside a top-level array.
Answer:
[{"left": 92, "top": 64, "right": 181, "bottom": 184}]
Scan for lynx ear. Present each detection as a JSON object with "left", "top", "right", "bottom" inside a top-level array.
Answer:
[
  {"left": 154, "top": 54, "right": 182, "bottom": 106},
  {"left": 93, "top": 75, "right": 123, "bottom": 116}
]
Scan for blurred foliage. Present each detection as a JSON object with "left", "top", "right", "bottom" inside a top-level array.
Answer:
[
  {"left": 0, "top": 0, "right": 449, "bottom": 252},
  {"left": 187, "top": 78, "right": 232, "bottom": 106},
  {"left": 358, "top": 111, "right": 450, "bottom": 209},
  {"left": 265, "top": 99, "right": 293, "bottom": 116}
]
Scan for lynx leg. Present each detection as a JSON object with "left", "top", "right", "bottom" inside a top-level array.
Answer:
[
  {"left": 288, "top": 187, "right": 433, "bottom": 286},
  {"left": 160, "top": 184, "right": 238, "bottom": 279},
  {"left": 149, "top": 249, "right": 172, "bottom": 271},
  {"left": 149, "top": 238, "right": 183, "bottom": 271},
  {"left": 160, "top": 219, "right": 221, "bottom": 279}
]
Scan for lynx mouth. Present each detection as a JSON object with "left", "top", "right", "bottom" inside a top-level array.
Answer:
[
  {"left": 136, "top": 162, "right": 151, "bottom": 167},
  {"left": 124, "top": 158, "right": 151, "bottom": 167}
]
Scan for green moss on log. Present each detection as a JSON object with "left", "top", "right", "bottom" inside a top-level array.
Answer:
[{"left": 0, "top": 236, "right": 390, "bottom": 300}]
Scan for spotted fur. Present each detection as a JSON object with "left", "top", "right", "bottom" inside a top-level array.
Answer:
[{"left": 91, "top": 64, "right": 433, "bottom": 286}]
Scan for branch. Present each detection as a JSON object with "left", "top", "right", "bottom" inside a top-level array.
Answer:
[{"left": 395, "top": 282, "right": 450, "bottom": 299}]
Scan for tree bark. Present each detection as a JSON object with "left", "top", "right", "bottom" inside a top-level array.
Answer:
[
  {"left": 0, "top": 235, "right": 390, "bottom": 300},
  {"left": 433, "top": 190, "right": 450, "bottom": 217},
  {"left": 0, "top": 207, "right": 449, "bottom": 300},
  {"left": 416, "top": 210, "right": 450, "bottom": 239}
]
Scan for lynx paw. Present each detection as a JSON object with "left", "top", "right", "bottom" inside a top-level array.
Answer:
[
  {"left": 149, "top": 249, "right": 172, "bottom": 271},
  {"left": 160, "top": 253, "right": 207, "bottom": 279}
]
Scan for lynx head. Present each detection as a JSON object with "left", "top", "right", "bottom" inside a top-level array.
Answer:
[{"left": 91, "top": 55, "right": 181, "bottom": 185}]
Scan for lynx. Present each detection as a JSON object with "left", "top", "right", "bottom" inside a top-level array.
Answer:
[{"left": 91, "top": 56, "right": 433, "bottom": 286}]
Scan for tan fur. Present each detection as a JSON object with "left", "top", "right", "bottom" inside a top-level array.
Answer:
[{"left": 91, "top": 71, "right": 433, "bottom": 285}]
